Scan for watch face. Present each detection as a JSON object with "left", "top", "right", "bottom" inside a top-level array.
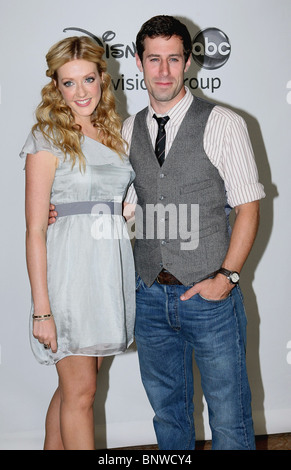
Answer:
[{"left": 230, "top": 272, "right": 240, "bottom": 283}]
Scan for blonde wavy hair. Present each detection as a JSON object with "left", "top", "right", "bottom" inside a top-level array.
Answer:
[{"left": 32, "top": 36, "right": 127, "bottom": 171}]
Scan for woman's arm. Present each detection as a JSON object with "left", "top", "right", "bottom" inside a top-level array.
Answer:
[{"left": 25, "top": 151, "right": 58, "bottom": 352}]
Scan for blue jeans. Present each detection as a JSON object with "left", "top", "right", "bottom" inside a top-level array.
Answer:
[{"left": 134, "top": 275, "right": 255, "bottom": 450}]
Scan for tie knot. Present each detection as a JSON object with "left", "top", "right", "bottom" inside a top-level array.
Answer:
[{"left": 153, "top": 114, "right": 170, "bottom": 128}]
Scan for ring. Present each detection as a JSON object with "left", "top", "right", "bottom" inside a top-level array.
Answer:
[{"left": 44, "top": 344, "right": 50, "bottom": 349}]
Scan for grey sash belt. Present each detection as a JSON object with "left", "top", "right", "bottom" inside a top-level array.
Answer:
[{"left": 55, "top": 201, "right": 123, "bottom": 217}]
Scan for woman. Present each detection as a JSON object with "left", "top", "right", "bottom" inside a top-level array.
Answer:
[{"left": 20, "top": 36, "right": 135, "bottom": 450}]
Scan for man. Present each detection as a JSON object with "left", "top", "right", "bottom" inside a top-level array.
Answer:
[{"left": 123, "top": 15, "right": 265, "bottom": 450}]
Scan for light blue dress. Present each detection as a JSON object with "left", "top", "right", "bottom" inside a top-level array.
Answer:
[{"left": 20, "top": 130, "right": 136, "bottom": 365}]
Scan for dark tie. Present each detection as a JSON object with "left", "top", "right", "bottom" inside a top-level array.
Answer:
[{"left": 153, "top": 114, "right": 170, "bottom": 166}]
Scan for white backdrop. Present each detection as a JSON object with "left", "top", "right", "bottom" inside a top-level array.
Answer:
[{"left": 0, "top": 0, "right": 291, "bottom": 450}]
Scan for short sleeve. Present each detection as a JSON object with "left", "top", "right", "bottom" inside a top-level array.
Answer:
[
  {"left": 19, "top": 129, "right": 64, "bottom": 162},
  {"left": 204, "top": 106, "right": 265, "bottom": 207}
]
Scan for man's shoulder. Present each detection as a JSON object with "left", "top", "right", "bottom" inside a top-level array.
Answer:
[
  {"left": 210, "top": 104, "right": 247, "bottom": 127},
  {"left": 122, "top": 111, "right": 145, "bottom": 142},
  {"left": 123, "top": 114, "right": 136, "bottom": 129},
  {"left": 123, "top": 107, "right": 148, "bottom": 131},
  {"left": 191, "top": 94, "right": 245, "bottom": 125}
]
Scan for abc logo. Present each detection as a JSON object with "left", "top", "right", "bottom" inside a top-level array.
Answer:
[{"left": 192, "top": 28, "right": 231, "bottom": 70}]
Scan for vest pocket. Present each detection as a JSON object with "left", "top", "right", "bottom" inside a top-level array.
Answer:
[{"left": 180, "top": 180, "right": 213, "bottom": 195}]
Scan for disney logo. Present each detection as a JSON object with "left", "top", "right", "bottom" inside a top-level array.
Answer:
[{"left": 63, "top": 27, "right": 136, "bottom": 59}]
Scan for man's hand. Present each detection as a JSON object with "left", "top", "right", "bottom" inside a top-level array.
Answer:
[
  {"left": 180, "top": 273, "right": 234, "bottom": 301},
  {"left": 181, "top": 200, "right": 260, "bottom": 302},
  {"left": 48, "top": 204, "right": 57, "bottom": 225}
]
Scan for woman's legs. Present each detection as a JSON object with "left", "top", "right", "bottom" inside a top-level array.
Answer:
[
  {"left": 44, "top": 387, "right": 64, "bottom": 450},
  {"left": 44, "top": 356, "right": 103, "bottom": 450}
]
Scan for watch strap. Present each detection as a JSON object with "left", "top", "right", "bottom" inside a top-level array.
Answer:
[
  {"left": 218, "top": 267, "right": 240, "bottom": 284},
  {"left": 218, "top": 267, "right": 232, "bottom": 277}
]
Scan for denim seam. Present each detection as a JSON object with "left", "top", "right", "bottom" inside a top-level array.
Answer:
[
  {"left": 232, "top": 294, "right": 251, "bottom": 450},
  {"left": 183, "top": 341, "right": 194, "bottom": 450}
]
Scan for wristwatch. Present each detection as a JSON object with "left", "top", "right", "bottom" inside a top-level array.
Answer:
[{"left": 218, "top": 267, "right": 240, "bottom": 285}]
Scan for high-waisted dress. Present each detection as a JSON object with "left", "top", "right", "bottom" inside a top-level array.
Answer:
[{"left": 20, "top": 130, "right": 136, "bottom": 365}]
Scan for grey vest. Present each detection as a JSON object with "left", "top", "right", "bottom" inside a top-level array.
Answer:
[{"left": 129, "top": 96, "right": 230, "bottom": 286}]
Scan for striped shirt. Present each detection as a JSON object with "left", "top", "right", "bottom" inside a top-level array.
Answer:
[{"left": 123, "top": 87, "right": 265, "bottom": 207}]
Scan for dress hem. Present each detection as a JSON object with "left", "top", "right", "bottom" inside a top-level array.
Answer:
[{"left": 32, "top": 338, "right": 135, "bottom": 366}]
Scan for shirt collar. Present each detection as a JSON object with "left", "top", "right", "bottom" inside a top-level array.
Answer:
[{"left": 147, "top": 86, "right": 193, "bottom": 125}]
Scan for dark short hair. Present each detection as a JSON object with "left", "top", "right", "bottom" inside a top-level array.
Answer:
[{"left": 136, "top": 15, "right": 192, "bottom": 63}]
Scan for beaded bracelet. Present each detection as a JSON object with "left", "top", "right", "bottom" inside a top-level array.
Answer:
[{"left": 32, "top": 313, "right": 54, "bottom": 322}]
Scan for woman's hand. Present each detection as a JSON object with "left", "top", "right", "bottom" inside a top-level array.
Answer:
[
  {"left": 33, "top": 316, "right": 58, "bottom": 353},
  {"left": 48, "top": 204, "right": 57, "bottom": 225}
]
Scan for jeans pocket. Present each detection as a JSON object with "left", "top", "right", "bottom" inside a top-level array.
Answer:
[{"left": 197, "top": 292, "right": 231, "bottom": 303}]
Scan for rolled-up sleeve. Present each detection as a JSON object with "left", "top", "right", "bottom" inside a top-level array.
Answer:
[{"left": 204, "top": 106, "right": 265, "bottom": 208}]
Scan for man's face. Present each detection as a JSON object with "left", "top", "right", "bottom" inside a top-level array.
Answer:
[{"left": 136, "top": 35, "right": 191, "bottom": 113}]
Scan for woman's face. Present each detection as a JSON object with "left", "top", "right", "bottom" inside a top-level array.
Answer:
[{"left": 55, "top": 59, "right": 102, "bottom": 124}]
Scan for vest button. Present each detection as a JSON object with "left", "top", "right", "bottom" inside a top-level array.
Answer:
[
  {"left": 160, "top": 173, "right": 165, "bottom": 178},
  {"left": 159, "top": 195, "right": 165, "bottom": 200},
  {"left": 161, "top": 240, "right": 166, "bottom": 246}
]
